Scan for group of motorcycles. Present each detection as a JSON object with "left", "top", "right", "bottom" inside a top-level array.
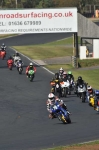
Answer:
[
  {"left": 0, "top": 47, "right": 35, "bottom": 82},
  {"left": 49, "top": 73, "right": 75, "bottom": 124},
  {"left": 49, "top": 72, "right": 99, "bottom": 124},
  {"left": 6, "top": 55, "right": 23, "bottom": 74},
  {"left": 50, "top": 74, "right": 74, "bottom": 99}
]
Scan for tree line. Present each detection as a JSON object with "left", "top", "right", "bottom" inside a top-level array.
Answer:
[{"left": 0, "top": 0, "right": 99, "bottom": 13}]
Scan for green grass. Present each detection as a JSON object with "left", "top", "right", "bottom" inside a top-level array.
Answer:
[
  {"left": 78, "top": 59, "right": 99, "bottom": 67},
  {"left": 0, "top": 34, "right": 18, "bottom": 39},
  {"left": 46, "top": 64, "right": 73, "bottom": 71},
  {"left": 45, "top": 37, "right": 73, "bottom": 45},
  {"left": 72, "top": 69, "right": 99, "bottom": 89},
  {"left": 43, "top": 140, "right": 99, "bottom": 150},
  {"left": 45, "top": 65, "right": 99, "bottom": 89},
  {"left": 12, "top": 45, "right": 73, "bottom": 60}
]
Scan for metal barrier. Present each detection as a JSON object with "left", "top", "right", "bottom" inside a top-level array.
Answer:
[{"left": 71, "top": 56, "right": 77, "bottom": 68}]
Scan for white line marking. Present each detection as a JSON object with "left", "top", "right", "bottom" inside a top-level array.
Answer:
[{"left": 42, "top": 66, "right": 54, "bottom": 74}]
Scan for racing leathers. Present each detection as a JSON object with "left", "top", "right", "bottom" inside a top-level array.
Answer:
[
  {"left": 16, "top": 60, "right": 24, "bottom": 71},
  {"left": 0, "top": 46, "right": 6, "bottom": 57},
  {"left": 50, "top": 78, "right": 62, "bottom": 97},
  {"left": 26, "top": 66, "right": 36, "bottom": 77},
  {"left": 13, "top": 56, "right": 21, "bottom": 66},
  {"left": 75, "top": 79, "right": 87, "bottom": 94},
  {"left": 7, "top": 58, "right": 13, "bottom": 66},
  {"left": 47, "top": 97, "right": 70, "bottom": 119}
]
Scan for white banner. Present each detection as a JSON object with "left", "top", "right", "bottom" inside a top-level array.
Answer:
[{"left": 0, "top": 8, "right": 78, "bottom": 34}]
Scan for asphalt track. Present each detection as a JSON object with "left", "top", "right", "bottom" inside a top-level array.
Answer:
[{"left": 0, "top": 33, "right": 99, "bottom": 150}]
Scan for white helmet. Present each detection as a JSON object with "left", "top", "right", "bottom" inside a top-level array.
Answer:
[
  {"left": 59, "top": 67, "right": 63, "bottom": 71},
  {"left": 29, "top": 62, "right": 33, "bottom": 66},
  {"left": 48, "top": 93, "right": 55, "bottom": 101},
  {"left": 59, "top": 67, "right": 64, "bottom": 74},
  {"left": 87, "top": 85, "right": 92, "bottom": 90}
]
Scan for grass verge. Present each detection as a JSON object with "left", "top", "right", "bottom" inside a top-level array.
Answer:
[
  {"left": 44, "top": 140, "right": 99, "bottom": 150},
  {"left": 0, "top": 34, "right": 18, "bottom": 39},
  {"left": 78, "top": 59, "right": 99, "bottom": 67},
  {"left": 12, "top": 45, "right": 73, "bottom": 60}
]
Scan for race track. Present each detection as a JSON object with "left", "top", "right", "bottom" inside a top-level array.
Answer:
[{"left": 0, "top": 34, "right": 99, "bottom": 150}]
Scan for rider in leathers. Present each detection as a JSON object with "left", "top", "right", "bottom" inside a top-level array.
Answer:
[
  {"left": 47, "top": 93, "right": 70, "bottom": 119},
  {"left": 16, "top": 59, "right": 24, "bottom": 71},
  {"left": 75, "top": 76, "right": 87, "bottom": 93},
  {"left": 26, "top": 62, "right": 36, "bottom": 78},
  {"left": 13, "top": 52, "right": 21, "bottom": 66},
  {"left": 7, "top": 56, "right": 13, "bottom": 66},
  {"left": 0, "top": 43, "right": 6, "bottom": 57}
]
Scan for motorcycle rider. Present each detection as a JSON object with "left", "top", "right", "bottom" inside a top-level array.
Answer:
[
  {"left": 13, "top": 52, "right": 21, "bottom": 66},
  {"left": 94, "top": 90, "right": 99, "bottom": 110},
  {"left": 67, "top": 71, "right": 74, "bottom": 81},
  {"left": 87, "top": 85, "right": 95, "bottom": 102},
  {"left": 0, "top": 43, "right": 6, "bottom": 56},
  {"left": 1, "top": 43, "right": 6, "bottom": 50},
  {"left": 50, "top": 72, "right": 62, "bottom": 97},
  {"left": 47, "top": 93, "right": 70, "bottom": 119},
  {"left": 26, "top": 62, "right": 36, "bottom": 78},
  {"left": 75, "top": 76, "right": 86, "bottom": 93},
  {"left": 16, "top": 58, "right": 24, "bottom": 71},
  {"left": 62, "top": 71, "right": 68, "bottom": 81},
  {"left": 59, "top": 67, "right": 64, "bottom": 79},
  {"left": 7, "top": 56, "right": 13, "bottom": 66}
]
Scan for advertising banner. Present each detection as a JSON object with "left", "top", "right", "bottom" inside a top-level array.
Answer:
[{"left": 0, "top": 8, "right": 78, "bottom": 34}]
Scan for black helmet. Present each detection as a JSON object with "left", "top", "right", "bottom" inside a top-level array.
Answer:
[
  {"left": 15, "top": 52, "right": 19, "bottom": 56},
  {"left": 55, "top": 72, "right": 59, "bottom": 79},
  {"left": 78, "top": 76, "right": 82, "bottom": 80}
]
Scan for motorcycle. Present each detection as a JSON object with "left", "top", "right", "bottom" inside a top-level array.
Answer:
[
  {"left": 94, "top": 100, "right": 99, "bottom": 112},
  {"left": 50, "top": 80, "right": 61, "bottom": 98},
  {"left": 60, "top": 80, "right": 69, "bottom": 97},
  {"left": 17, "top": 63, "right": 23, "bottom": 74},
  {"left": 89, "top": 95, "right": 95, "bottom": 107},
  {"left": 28, "top": 70, "right": 35, "bottom": 82},
  {"left": 67, "top": 76, "right": 74, "bottom": 91},
  {"left": 0, "top": 50, "right": 6, "bottom": 60},
  {"left": 53, "top": 105, "right": 71, "bottom": 124},
  {"left": 8, "top": 62, "right": 13, "bottom": 70},
  {"left": 77, "top": 84, "right": 87, "bottom": 102}
]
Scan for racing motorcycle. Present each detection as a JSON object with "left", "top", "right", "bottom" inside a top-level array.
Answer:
[
  {"left": 17, "top": 63, "right": 23, "bottom": 74},
  {"left": 53, "top": 105, "right": 71, "bottom": 124},
  {"left": 28, "top": 70, "right": 35, "bottom": 82},
  {"left": 94, "top": 100, "right": 99, "bottom": 112},
  {"left": 60, "top": 80, "right": 70, "bottom": 97},
  {"left": 67, "top": 76, "right": 74, "bottom": 91},
  {"left": 8, "top": 62, "right": 13, "bottom": 70},
  {"left": 77, "top": 83, "right": 87, "bottom": 102},
  {"left": 0, "top": 50, "right": 6, "bottom": 60},
  {"left": 88, "top": 95, "right": 95, "bottom": 107},
  {"left": 50, "top": 80, "right": 61, "bottom": 98}
]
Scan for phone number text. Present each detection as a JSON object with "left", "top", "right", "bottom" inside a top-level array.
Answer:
[{"left": 8, "top": 21, "right": 41, "bottom": 25}]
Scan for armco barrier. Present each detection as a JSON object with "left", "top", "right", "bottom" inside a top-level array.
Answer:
[{"left": 72, "top": 56, "right": 77, "bottom": 68}]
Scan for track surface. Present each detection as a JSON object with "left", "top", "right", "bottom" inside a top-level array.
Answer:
[{"left": 0, "top": 34, "right": 99, "bottom": 150}]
